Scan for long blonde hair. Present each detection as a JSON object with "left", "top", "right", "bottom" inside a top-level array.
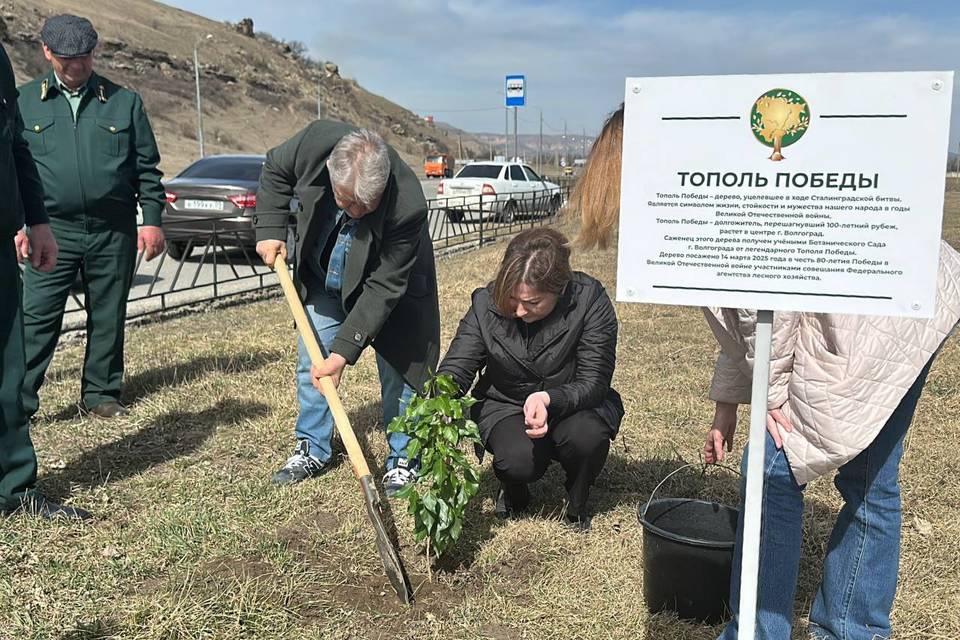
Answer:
[{"left": 568, "top": 104, "right": 624, "bottom": 250}]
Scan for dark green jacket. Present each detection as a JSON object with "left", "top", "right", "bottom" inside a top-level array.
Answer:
[
  {"left": 256, "top": 120, "right": 440, "bottom": 389},
  {"left": 0, "top": 44, "right": 47, "bottom": 238},
  {"left": 17, "top": 70, "right": 164, "bottom": 228}
]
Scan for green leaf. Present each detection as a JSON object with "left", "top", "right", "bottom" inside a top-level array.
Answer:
[
  {"left": 407, "top": 490, "right": 421, "bottom": 514},
  {"left": 387, "top": 415, "right": 403, "bottom": 434},
  {"left": 442, "top": 424, "right": 458, "bottom": 444},
  {"left": 431, "top": 457, "right": 447, "bottom": 482},
  {"left": 435, "top": 374, "right": 458, "bottom": 395},
  {"left": 414, "top": 422, "right": 432, "bottom": 440},
  {"left": 437, "top": 499, "right": 451, "bottom": 529},
  {"left": 405, "top": 439, "right": 422, "bottom": 460},
  {"left": 450, "top": 519, "right": 463, "bottom": 542},
  {"left": 393, "top": 483, "right": 415, "bottom": 501},
  {"left": 422, "top": 509, "right": 435, "bottom": 533},
  {"left": 421, "top": 491, "right": 437, "bottom": 515}
]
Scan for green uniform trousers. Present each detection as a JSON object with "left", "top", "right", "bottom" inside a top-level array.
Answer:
[
  {"left": 21, "top": 222, "right": 136, "bottom": 418},
  {"left": 1, "top": 239, "right": 38, "bottom": 510}
]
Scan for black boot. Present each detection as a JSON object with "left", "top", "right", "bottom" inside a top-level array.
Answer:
[
  {"left": 494, "top": 483, "right": 530, "bottom": 519},
  {"left": 565, "top": 512, "right": 592, "bottom": 532},
  {"left": 5, "top": 494, "right": 93, "bottom": 521}
]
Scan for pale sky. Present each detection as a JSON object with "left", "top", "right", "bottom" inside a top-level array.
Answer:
[{"left": 162, "top": 0, "right": 960, "bottom": 151}]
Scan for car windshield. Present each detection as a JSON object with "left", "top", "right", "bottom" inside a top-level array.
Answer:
[
  {"left": 523, "top": 166, "right": 543, "bottom": 181},
  {"left": 178, "top": 157, "right": 265, "bottom": 181},
  {"left": 426, "top": 156, "right": 444, "bottom": 163},
  {"left": 456, "top": 164, "right": 502, "bottom": 179}
]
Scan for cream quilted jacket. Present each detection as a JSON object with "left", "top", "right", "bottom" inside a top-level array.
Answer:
[{"left": 704, "top": 241, "right": 960, "bottom": 485}]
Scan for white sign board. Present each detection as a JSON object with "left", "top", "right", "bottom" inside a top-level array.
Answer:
[{"left": 617, "top": 72, "right": 954, "bottom": 317}]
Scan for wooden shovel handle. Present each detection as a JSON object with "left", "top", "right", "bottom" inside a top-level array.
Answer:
[{"left": 274, "top": 259, "right": 372, "bottom": 479}]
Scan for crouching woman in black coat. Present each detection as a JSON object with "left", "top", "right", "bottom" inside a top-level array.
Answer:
[{"left": 438, "top": 228, "right": 623, "bottom": 529}]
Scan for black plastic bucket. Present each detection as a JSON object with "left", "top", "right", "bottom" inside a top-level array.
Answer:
[{"left": 638, "top": 464, "right": 740, "bottom": 624}]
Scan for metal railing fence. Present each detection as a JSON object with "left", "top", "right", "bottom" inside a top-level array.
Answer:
[{"left": 60, "top": 184, "right": 571, "bottom": 327}]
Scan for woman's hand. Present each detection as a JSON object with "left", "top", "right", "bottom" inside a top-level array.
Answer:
[
  {"left": 704, "top": 403, "right": 796, "bottom": 463},
  {"left": 704, "top": 402, "right": 738, "bottom": 463},
  {"left": 766, "top": 407, "right": 794, "bottom": 449},
  {"left": 523, "top": 391, "right": 551, "bottom": 439}
]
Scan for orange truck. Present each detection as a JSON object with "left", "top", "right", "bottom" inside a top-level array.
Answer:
[{"left": 424, "top": 154, "right": 455, "bottom": 178}]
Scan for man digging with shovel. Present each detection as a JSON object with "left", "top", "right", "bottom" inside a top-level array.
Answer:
[{"left": 255, "top": 122, "right": 440, "bottom": 497}]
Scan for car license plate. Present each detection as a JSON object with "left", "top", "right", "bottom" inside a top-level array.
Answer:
[{"left": 184, "top": 199, "right": 225, "bottom": 211}]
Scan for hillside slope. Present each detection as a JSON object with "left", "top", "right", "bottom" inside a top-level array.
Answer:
[{"left": 0, "top": 0, "right": 480, "bottom": 174}]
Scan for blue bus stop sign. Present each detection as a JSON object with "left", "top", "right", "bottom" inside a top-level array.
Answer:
[{"left": 505, "top": 75, "right": 525, "bottom": 107}]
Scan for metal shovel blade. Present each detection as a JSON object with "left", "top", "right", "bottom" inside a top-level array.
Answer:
[{"left": 360, "top": 475, "right": 414, "bottom": 605}]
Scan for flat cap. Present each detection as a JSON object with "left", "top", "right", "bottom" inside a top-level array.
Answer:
[{"left": 41, "top": 14, "right": 98, "bottom": 58}]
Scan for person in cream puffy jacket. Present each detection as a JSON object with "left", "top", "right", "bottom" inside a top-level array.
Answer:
[
  {"left": 703, "top": 240, "right": 960, "bottom": 640},
  {"left": 567, "top": 104, "right": 960, "bottom": 640}
]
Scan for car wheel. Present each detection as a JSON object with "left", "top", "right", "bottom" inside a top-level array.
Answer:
[
  {"left": 497, "top": 200, "right": 518, "bottom": 223},
  {"left": 445, "top": 210, "right": 465, "bottom": 223},
  {"left": 166, "top": 240, "right": 191, "bottom": 261}
]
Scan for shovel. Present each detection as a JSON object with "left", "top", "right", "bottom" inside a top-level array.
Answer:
[{"left": 274, "top": 259, "right": 414, "bottom": 605}]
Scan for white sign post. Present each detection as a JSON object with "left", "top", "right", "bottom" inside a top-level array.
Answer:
[
  {"left": 617, "top": 71, "right": 953, "bottom": 639},
  {"left": 505, "top": 75, "right": 525, "bottom": 161}
]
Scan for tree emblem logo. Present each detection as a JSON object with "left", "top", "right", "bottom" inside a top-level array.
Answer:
[{"left": 751, "top": 88, "right": 811, "bottom": 161}]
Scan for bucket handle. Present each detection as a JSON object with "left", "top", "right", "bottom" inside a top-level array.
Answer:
[{"left": 641, "top": 460, "right": 740, "bottom": 521}]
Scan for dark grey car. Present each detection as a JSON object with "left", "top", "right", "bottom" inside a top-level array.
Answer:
[{"left": 162, "top": 155, "right": 264, "bottom": 261}]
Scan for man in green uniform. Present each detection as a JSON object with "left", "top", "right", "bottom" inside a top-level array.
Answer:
[
  {"left": 1, "top": 41, "right": 90, "bottom": 519},
  {"left": 17, "top": 15, "right": 166, "bottom": 419}
]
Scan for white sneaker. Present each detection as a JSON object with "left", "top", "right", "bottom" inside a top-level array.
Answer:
[
  {"left": 271, "top": 439, "right": 331, "bottom": 485},
  {"left": 383, "top": 459, "right": 417, "bottom": 497}
]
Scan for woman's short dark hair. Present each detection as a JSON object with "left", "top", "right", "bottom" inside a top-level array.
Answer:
[{"left": 492, "top": 228, "right": 572, "bottom": 314}]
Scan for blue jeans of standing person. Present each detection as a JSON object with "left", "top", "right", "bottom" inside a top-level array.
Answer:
[
  {"left": 718, "top": 359, "right": 933, "bottom": 640},
  {"left": 294, "top": 286, "right": 415, "bottom": 469}
]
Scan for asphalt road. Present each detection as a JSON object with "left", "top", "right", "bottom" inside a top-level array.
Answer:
[
  {"left": 60, "top": 179, "right": 550, "bottom": 331},
  {"left": 59, "top": 180, "right": 437, "bottom": 326}
]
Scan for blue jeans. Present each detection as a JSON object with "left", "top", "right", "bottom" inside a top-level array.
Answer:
[
  {"left": 294, "top": 287, "right": 414, "bottom": 469},
  {"left": 719, "top": 360, "right": 933, "bottom": 640}
]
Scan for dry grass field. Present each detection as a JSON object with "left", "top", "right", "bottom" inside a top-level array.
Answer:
[{"left": 2, "top": 193, "right": 958, "bottom": 639}]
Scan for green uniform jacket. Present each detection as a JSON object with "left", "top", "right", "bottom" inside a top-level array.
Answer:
[
  {"left": 0, "top": 45, "right": 48, "bottom": 237},
  {"left": 255, "top": 120, "right": 440, "bottom": 389},
  {"left": 17, "top": 70, "right": 164, "bottom": 228}
]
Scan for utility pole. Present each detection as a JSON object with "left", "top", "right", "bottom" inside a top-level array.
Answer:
[
  {"left": 538, "top": 108, "right": 543, "bottom": 174},
  {"left": 317, "top": 78, "right": 323, "bottom": 119},
  {"left": 193, "top": 33, "right": 212, "bottom": 158},
  {"left": 458, "top": 133, "right": 463, "bottom": 161},
  {"left": 582, "top": 127, "right": 586, "bottom": 161},
  {"left": 504, "top": 107, "right": 508, "bottom": 160},
  {"left": 563, "top": 120, "right": 567, "bottom": 166},
  {"left": 513, "top": 106, "right": 519, "bottom": 162},
  {"left": 193, "top": 46, "right": 204, "bottom": 157}
]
